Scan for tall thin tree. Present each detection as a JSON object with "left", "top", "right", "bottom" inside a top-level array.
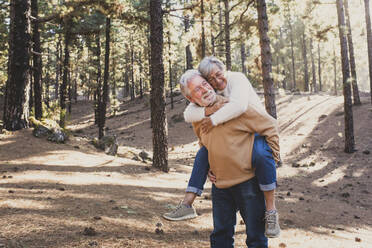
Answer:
[
  {"left": 336, "top": 0, "right": 355, "bottom": 153},
  {"left": 344, "top": 0, "right": 361, "bottom": 105},
  {"left": 98, "top": 17, "right": 110, "bottom": 139},
  {"left": 256, "top": 0, "right": 277, "bottom": 119},
  {"left": 31, "top": 0, "right": 42, "bottom": 119},
  {"left": 150, "top": 0, "right": 168, "bottom": 172},
  {"left": 224, "top": 0, "right": 231, "bottom": 70},
  {"left": 364, "top": 0, "right": 372, "bottom": 104}
]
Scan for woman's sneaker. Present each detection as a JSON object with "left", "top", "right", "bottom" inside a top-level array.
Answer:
[
  {"left": 264, "top": 210, "right": 281, "bottom": 238},
  {"left": 163, "top": 203, "right": 197, "bottom": 221}
]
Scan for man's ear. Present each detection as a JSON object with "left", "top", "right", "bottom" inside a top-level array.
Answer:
[{"left": 186, "top": 95, "right": 194, "bottom": 103}]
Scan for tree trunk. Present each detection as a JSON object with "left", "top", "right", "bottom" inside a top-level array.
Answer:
[
  {"left": 139, "top": 52, "right": 143, "bottom": 99},
  {"left": 60, "top": 19, "right": 71, "bottom": 128},
  {"left": 201, "top": 0, "right": 206, "bottom": 58},
  {"left": 241, "top": 43, "right": 247, "bottom": 76},
  {"left": 3, "top": 0, "right": 31, "bottom": 130},
  {"left": 364, "top": 0, "right": 372, "bottom": 104},
  {"left": 302, "top": 31, "right": 309, "bottom": 92},
  {"left": 317, "top": 42, "right": 322, "bottom": 91},
  {"left": 288, "top": 17, "right": 296, "bottom": 90},
  {"left": 310, "top": 38, "right": 317, "bottom": 92},
  {"left": 31, "top": 0, "right": 42, "bottom": 120},
  {"left": 55, "top": 36, "right": 61, "bottom": 100},
  {"left": 94, "top": 33, "right": 101, "bottom": 126},
  {"left": 210, "top": 4, "right": 215, "bottom": 55},
  {"left": 344, "top": 0, "right": 361, "bottom": 105},
  {"left": 333, "top": 48, "right": 337, "bottom": 96},
  {"left": 224, "top": 0, "right": 231, "bottom": 70},
  {"left": 149, "top": 0, "right": 168, "bottom": 172},
  {"left": 336, "top": 0, "right": 355, "bottom": 153},
  {"left": 130, "top": 38, "right": 135, "bottom": 100},
  {"left": 184, "top": 15, "right": 193, "bottom": 69},
  {"left": 68, "top": 71, "right": 72, "bottom": 114},
  {"left": 45, "top": 47, "right": 50, "bottom": 107},
  {"left": 168, "top": 33, "right": 174, "bottom": 109},
  {"left": 98, "top": 18, "right": 110, "bottom": 139},
  {"left": 256, "top": 0, "right": 277, "bottom": 119}
]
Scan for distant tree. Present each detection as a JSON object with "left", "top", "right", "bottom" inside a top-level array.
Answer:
[
  {"left": 301, "top": 30, "right": 309, "bottom": 92},
  {"left": 224, "top": 0, "right": 231, "bottom": 70},
  {"left": 344, "top": 0, "right": 361, "bottom": 105},
  {"left": 256, "top": 0, "right": 277, "bottom": 119},
  {"left": 98, "top": 17, "right": 110, "bottom": 139},
  {"left": 59, "top": 18, "right": 72, "bottom": 128},
  {"left": 3, "top": 0, "right": 31, "bottom": 130},
  {"left": 364, "top": 0, "right": 372, "bottom": 104},
  {"left": 336, "top": 0, "right": 355, "bottom": 153},
  {"left": 184, "top": 15, "right": 193, "bottom": 70},
  {"left": 149, "top": 0, "right": 168, "bottom": 172},
  {"left": 310, "top": 38, "right": 317, "bottom": 92}
]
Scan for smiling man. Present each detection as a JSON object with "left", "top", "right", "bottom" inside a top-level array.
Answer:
[{"left": 176, "top": 69, "right": 280, "bottom": 247}]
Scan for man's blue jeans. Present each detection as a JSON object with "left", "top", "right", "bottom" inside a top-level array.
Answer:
[
  {"left": 186, "top": 134, "right": 277, "bottom": 195},
  {"left": 210, "top": 177, "right": 268, "bottom": 248}
]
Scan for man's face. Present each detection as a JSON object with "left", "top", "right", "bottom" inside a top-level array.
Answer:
[
  {"left": 187, "top": 75, "right": 216, "bottom": 107},
  {"left": 207, "top": 67, "right": 227, "bottom": 91}
]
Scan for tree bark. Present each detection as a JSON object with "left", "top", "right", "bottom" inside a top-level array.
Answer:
[
  {"left": 150, "top": 0, "right": 168, "bottom": 172},
  {"left": 364, "top": 0, "right": 372, "bottom": 104},
  {"left": 310, "top": 38, "right": 317, "bottom": 92},
  {"left": 344, "top": 0, "right": 361, "bottom": 105},
  {"left": 317, "top": 42, "right": 322, "bottom": 91},
  {"left": 184, "top": 15, "right": 193, "bottom": 69},
  {"left": 302, "top": 31, "right": 309, "bottom": 92},
  {"left": 168, "top": 33, "right": 174, "bottom": 109},
  {"left": 288, "top": 17, "right": 296, "bottom": 90},
  {"left": 130, "top": 38, "right": 135, "bottom": 101},
  {"left": 31, "top": 0, "right": 42, "bottom": 119},
  {"left": 256, "top": 0, "right": 277, "bottom": 119},
  {"left": 94, "top": 33, "right": 101, "bottom": 125},
  {"left": 55, "top": 35, "right": 61, "bottom": 100},
  {"left": 3, "top": 0, "right": 31, "bottom": 130},
  {"left": 336, "top": 0, "right": 355, "bottom": 153},
  {"left": 201, "top": 0, "right": 206, "bottom": 58},
  {"left": 98, "top": 18, "right": 110, "bottom": 139},
  {"left": 333, "top": 48, "right": 338, "bottom": 96},
  {"left": 224, "top": 0, "right": 231, "bottom": 70},
  {"left": 60, "top": 19, "right": 71, "bottom": 128},
  {"left": 241, "top": 43, "right": 247, "bottom": 75}
]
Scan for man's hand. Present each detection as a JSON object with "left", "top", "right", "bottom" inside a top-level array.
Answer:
[
  {"left": 208, "top": 170, "right": 217, "bottom": 183},
  {"left": 204, "top": 98, "right": 228, "bottom": 116},
  {"left": 201, "top": 117, "right": 214, "bottom": 134}
]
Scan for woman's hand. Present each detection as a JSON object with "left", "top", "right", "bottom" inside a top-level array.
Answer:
[
  {"left": 208, "top": 170, "right": 217, "bottom": 183},
  {"left": 201, "top": 117, "right": 214, "bottom": 134}
]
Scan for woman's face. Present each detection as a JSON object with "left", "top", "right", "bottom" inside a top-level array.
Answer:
[{"left": 207, "top": 67, "right": 227, "bottom": 91}]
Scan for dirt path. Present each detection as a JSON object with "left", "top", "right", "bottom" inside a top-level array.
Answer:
[{"left": 0, "top": 94, "right": 371, "bottom": 248}]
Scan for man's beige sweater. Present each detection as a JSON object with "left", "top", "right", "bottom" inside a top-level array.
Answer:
[{"left": 193, "top": 97, "right": 280, "bottom": 189}]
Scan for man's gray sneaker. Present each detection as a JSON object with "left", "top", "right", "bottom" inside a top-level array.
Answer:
[
  {"left": 163, "top": 203, "right": 197, "bottom": 221},
  {"left": 264, "top": 210, "right": 280, "bottom": 238}
]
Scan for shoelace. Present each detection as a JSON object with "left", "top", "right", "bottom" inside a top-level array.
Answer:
[{"left": 265, "top": 213, "right": 277, "bottom": 228}]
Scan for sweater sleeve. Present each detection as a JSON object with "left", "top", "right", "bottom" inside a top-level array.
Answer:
[
  {"left": 183, "top": 103, "right": 206, "bottom": 123},
  {"left": 210, "top": 73, "right": 250, "bottom": 126}
]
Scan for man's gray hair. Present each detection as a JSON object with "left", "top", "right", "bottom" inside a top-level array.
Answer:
[
  {"left": 179, "top": 69, "right": 202, "bottom": 97},
  {"left": 198, "top": 56, "right": 226, "bottom": 78}
]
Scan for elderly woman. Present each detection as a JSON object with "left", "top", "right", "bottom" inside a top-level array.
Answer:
[{"left": 163, "top": 57, "right": 280, "bottom": 239}]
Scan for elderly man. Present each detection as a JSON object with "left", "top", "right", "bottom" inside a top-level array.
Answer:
[{"left": 176, "top": 69, "right": 280, "bottom": 247}]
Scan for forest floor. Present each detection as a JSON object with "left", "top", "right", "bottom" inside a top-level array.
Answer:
[{"left": 0, "top": 92, "right": 372, "bottom": 248}]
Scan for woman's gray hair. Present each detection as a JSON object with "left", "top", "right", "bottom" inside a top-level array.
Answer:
[
  {"left": 179, "top": 69, "right": 202, "bottom": 97},
  {"left": 198, "top": 56, "right": 226, "bottom": 78}
]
